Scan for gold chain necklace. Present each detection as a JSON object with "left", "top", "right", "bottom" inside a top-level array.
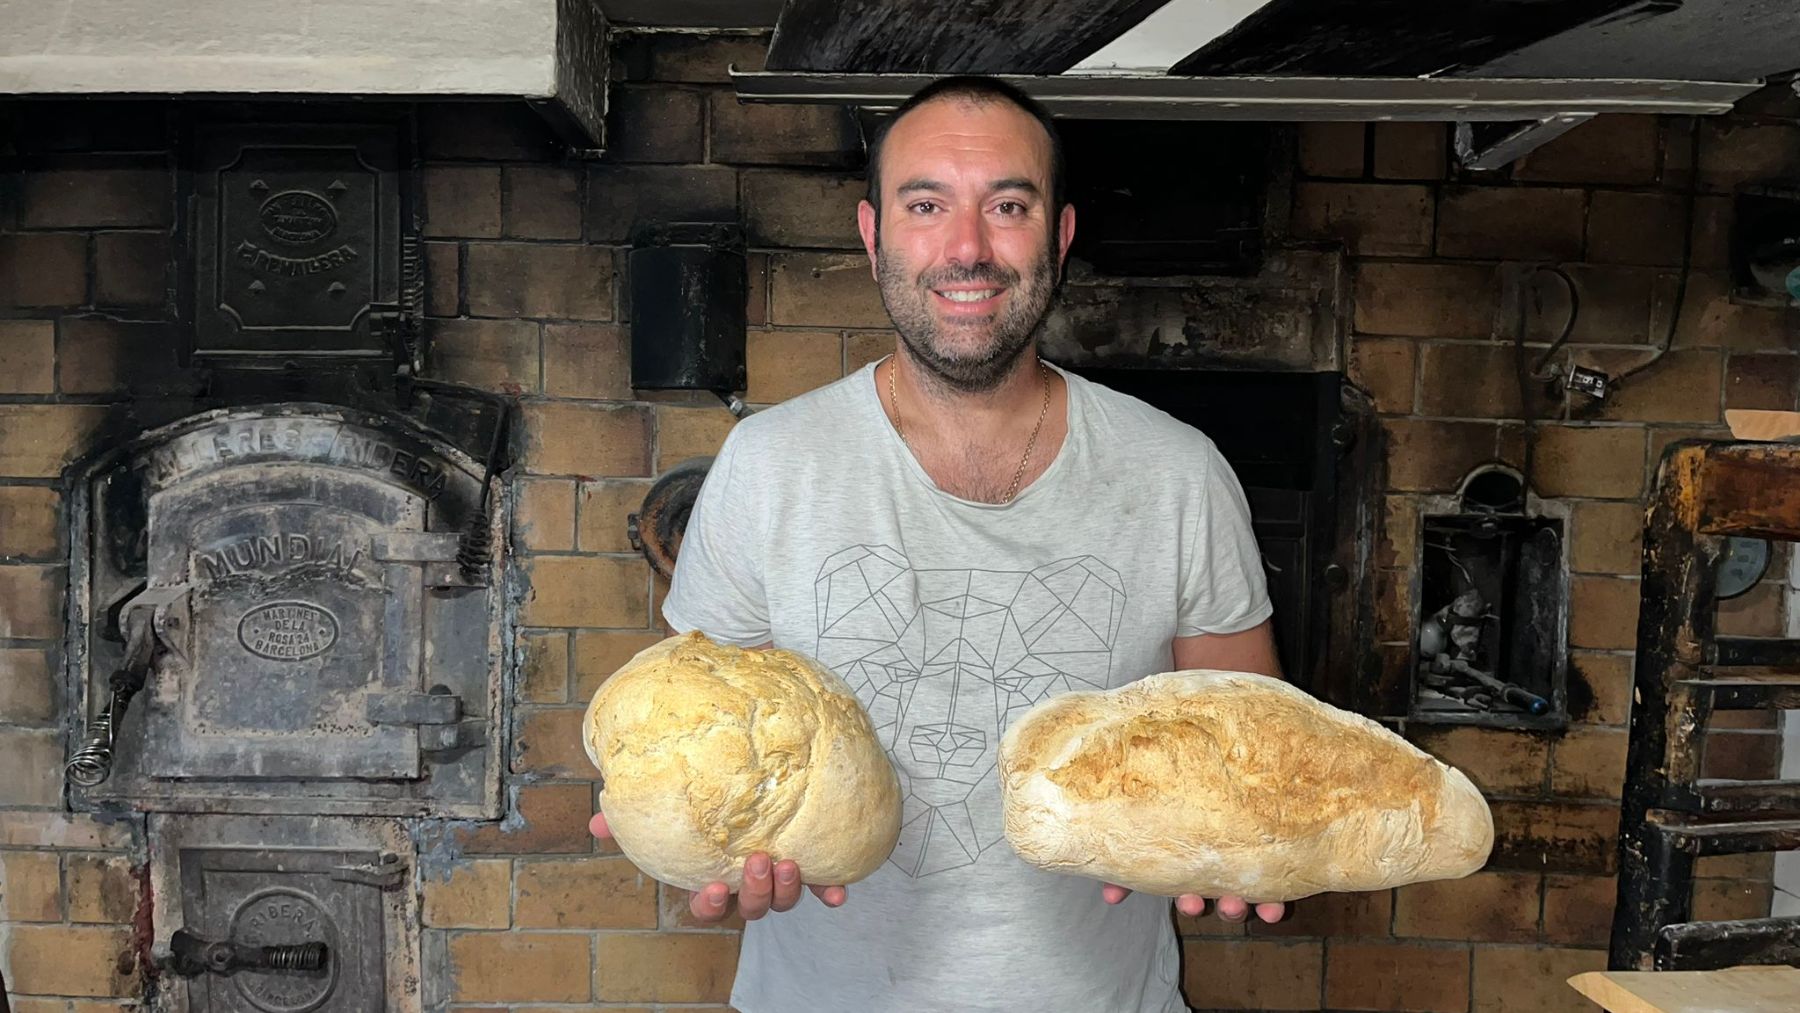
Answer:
[{"left": 887, "top": 356, "right": 1052, "bottom": 504}]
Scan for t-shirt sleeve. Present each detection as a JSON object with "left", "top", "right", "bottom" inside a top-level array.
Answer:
[
  {"left": 658, "top": 427, "right": 772, "bottom": 646},
  {"left": 1177, "top": 441, "right": 1275, "bottom": 637}
]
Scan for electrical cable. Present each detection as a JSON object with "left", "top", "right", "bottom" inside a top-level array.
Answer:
[{"left": 1613, "top": 117, "right": 1702, "bottom": 387}]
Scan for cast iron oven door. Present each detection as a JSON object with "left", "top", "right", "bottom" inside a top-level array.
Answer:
[{"left": 68, "top": 405, "right": 506, "bottom": 818}]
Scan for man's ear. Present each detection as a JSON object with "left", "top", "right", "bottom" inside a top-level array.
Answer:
[
  {"left": 858, "top": 199, "right": 880, "bottom": 281},
  {"left": 1056, "top": 203, "right": 1077, "bottom": 273}
]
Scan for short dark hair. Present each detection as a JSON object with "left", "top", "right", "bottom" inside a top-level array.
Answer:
[{"left": 863, "top": 76, "right": 1065, "bottom": 219}]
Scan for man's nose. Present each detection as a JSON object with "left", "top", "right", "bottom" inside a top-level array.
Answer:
[{"left": 942, "top": 205, "right": 993, "bottom": 267}]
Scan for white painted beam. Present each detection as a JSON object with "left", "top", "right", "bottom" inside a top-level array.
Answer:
[
  {"left": 1071, "top": 0, "right": 1274, "bottom": 74},
  {"left": 0, "top": 0, "right": 610, "bottom": 143}
]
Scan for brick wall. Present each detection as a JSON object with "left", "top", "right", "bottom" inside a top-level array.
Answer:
[{"left": 5, "top": 29, "right": 1800, "bottom": 1013}]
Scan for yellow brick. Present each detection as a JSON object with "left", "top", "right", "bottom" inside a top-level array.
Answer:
[
  {"left": 1412, "top": 726, "right": 1548, "bottom": 795},
  {"left": 522, "top": 403, "right": 651, "bottom": 477},
  {"left": 0, "top": 728, "right": 63, "bottom": 806},
  {"left": 0, "top": 646, "right": 55, "bottom": 722},
  {"left": 514, "top": 707, "right": 593, "bottom": 777},
  {"left": 5, "top": 923, "right": 138, "bottom": 996},
  {"left": 544, "top": 323, "right": 631, "bottom": 400},
  {"left": 1543, "top": 874, "right": 1616, "bottom": 947},
  {"left": 574, "top": 631, "right": 666, "bottom": 699},
  {"left": 1180, "top": 939, "right": 1323, "bottom": 1010},
  {"left": 0, "top": 811, "right": 135, "bottom": 850},
  {"left": 515, "top": 477, "right": 577, "bottom": 551},
  {"left": 746, "top": 329, "right": 843, "bottom": 402},
  {"left": 1570, "top": 575, "right": 1641, "bottom": 650},
  {"left": 654, "top": 405, "right": 737, "bottom": 472},
  {"left": 0, "top": 564, "right": 63, "bottom": 639},
  {"left": 448, "top": 931, "right": 591, "bottom": 1002},
  {"left": 0, "top": 320, "right": 55, "bottom": 394},
  {"left": 0, "top": 405, "right": 107, "bottom": 478},
  {"left": 66, "top": 853, "right": 137, "bottom": 923},
  {"left": 523, "top": 556, "right": 650, "bottom": 628},
  {"left": 1470, "top": 945, "right": 1606, "bottom": 1013},
  {"left": 1394, "top": 872, "right": 1539, "bottom": 943},
  {"left": 426, "top": 318, "right": 540, "bottom": 393},
  {"left": 768, "top": 252, "right": 890, "bottom": 329},
  {"left": 0, "top": 849, "right": 63, "bottom": 921},
  {"left": 422, "top": 859, "right": 511, "bottom": 928},
  {"left": 520, "top": 630, "right": 571, "bottom": 704},
  {"left": 1571, "top": 652, "right": 1633, "bottom": 726},
  {"left": 577, "top": 479, "right": 651, "bottom": 553},
  {"left": 1570, "top": 500, "right": 1645, "bottom": 575},
  {"left": 593, "top": 931, "right": 740, "bottom": 1003},
  {"left": 1551, "top": 726, "right": 1630, "bottom": 800},
  {"left": 11, "top": 999, "right": 69, "bottom": 1013},
  {"left": 515, "top": 857, "right": 658, "bottom": 929},
  {"left": 0, "top": 485, "right": 59, "bottom": 558},
  {"left": 846, "top": 331, "right": 894, "bottom": 374}
]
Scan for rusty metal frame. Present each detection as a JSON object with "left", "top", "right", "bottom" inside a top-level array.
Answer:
[{"left": 1610, "top": 439, "right": 1800, "bottom": 971}]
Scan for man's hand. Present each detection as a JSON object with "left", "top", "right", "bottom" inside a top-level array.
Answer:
[
  {"left": 588, "top": 812, "right": 847, "bottom": 922},
  {"left": 1101, "top": 883, "right": 1285, "bottom": 923}
]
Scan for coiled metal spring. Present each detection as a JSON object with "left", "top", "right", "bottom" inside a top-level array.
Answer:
[
  {"left": 263, "top": 941, "right": 328, "bottom": 972},
  {"left": 456, "top": 507, "right": 492, "bottom": 582},
  {"left": 66, "top": 700, "right": 122, "bottom": 787}
]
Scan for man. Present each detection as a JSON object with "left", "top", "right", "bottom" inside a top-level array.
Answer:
[{"left": 590, "top": 75, "right": 1285, "bottom": 1012}]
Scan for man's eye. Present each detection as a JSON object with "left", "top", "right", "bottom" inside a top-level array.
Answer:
[
  {"left": 995, "top": 201, "right": 1025, "bottom": 215},
  {"left": 909, "top": 201, "right": 940, "bottom": 214}
]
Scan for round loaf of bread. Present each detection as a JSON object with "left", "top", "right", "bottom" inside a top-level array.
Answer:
[
  {"left": 998, "top": 670, "right": 1493, "bottom": 902},
  {"left": 581, "top": 632, "right": 902, "bottom": 891}
]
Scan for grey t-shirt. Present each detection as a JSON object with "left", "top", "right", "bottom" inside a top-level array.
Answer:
[{"left": 661, "top": 360, "right": 1273, "bottom": 1013}]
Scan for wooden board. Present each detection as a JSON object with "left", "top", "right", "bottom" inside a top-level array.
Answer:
[
  {"left": 1567, "top": 966, "right": 1800, "bottom": 1013},
  {"left": 1726, "top": 409, "right": 1800, "bottom": 442},
  {"left": 765, "top": 0, "right": 1174, "bottom": 74}
]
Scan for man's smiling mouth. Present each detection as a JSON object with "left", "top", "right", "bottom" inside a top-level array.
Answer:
[{"left": 936, "top": 288, "right": 1002, "bottom": 303}]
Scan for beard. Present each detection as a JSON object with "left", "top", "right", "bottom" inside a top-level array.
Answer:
[{"left": 874, "top": 230, "right": 1058, "bottom": 394}]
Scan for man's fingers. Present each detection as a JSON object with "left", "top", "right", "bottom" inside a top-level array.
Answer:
[
  {"left": 1174, "top": 894, "right": 1207, "bottom": 918},
  {"left": 1254, "top": 901, "right": 1286, "bottom": 924},
  {"left": 808, "top": 884, "right": 847, "bottom": 907},
  {"left": 1215, "top": 895, "right": 1249, "bottom": 922},
  {"left": 738, "top": 853, "right": 774, "bottom": 920},
  {"left": 1101, "top": 883, "right": 1131, "bottom": 905},
  {"left": 770, "top": 860, "right": 803, "bottom": 913},
  {"left": 588, "top": 811, "right": 611, "bottom": 839},
  {"left": 688, "top": 882, "right": 730, "bottom": 922}
]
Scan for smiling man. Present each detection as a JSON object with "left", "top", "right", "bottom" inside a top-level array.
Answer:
[{"left": 590, "top": 76, "right": 1285, "bottom": 1013}]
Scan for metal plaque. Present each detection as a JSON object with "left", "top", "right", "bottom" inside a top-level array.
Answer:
[{"left": 189, "top": 122, "right": 410, "bottom": 363}]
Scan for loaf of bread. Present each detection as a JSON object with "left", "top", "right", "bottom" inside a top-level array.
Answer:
[
  {"left": 998, "top": 670, "right": 1493, "bottom": 902},
  {"left": 581, "top": 632, "right": 902, "bottom": 891}
]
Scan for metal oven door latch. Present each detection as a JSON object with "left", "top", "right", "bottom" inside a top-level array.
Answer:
[
  {"left": 66, "top": 584, "right": 192, "bottom": 787},
  {"left": 162, "top": 928, "right": 329, "bottom": 978}
]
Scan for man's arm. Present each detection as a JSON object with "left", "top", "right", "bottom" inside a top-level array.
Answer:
[{"left": 1172, "top": 619, "right": 1281, "bottom": 678}]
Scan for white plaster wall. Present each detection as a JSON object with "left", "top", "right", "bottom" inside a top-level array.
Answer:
[{"left": 0, "top": 0, "right": 559, "bottom": 96}]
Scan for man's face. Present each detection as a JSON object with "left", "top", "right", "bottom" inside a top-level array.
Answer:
[{"left": 858, "top": 98, "right": 1077, "bottom": 393}]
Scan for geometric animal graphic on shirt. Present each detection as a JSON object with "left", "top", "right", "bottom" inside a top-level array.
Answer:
[{"left": 813, "top": 545, "right": 1125, "bottom": 878}]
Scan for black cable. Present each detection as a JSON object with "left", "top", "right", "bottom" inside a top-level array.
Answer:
[
  {"left": 1515, "top": 265, "right": 1579, "bottom": 498},
  {"left": 1614, "top": 117, "right": 1702, "bottom": 387}
]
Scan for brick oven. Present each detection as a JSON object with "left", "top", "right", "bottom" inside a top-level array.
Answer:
[{"left": 5, "top": 13, "right": 1800, "bottom": 1013}]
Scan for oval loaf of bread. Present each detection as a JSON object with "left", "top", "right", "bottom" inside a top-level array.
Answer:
[
  {"left": 998, "top": 670, "right": 1493, "bottom": 902},
  {"left": 582, "top": 631, "right": 902, "bottom": 891}
]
